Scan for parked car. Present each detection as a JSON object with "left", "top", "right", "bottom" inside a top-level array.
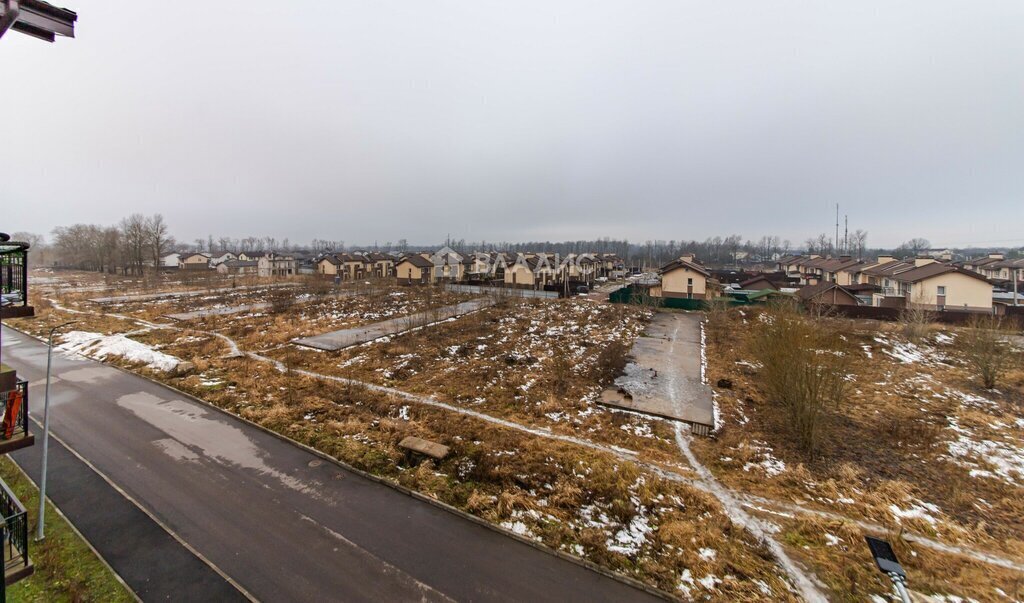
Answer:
[{"left": 575, "top": 285, "right": 589, "bottom": 294}]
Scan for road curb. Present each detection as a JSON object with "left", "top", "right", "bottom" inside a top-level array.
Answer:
[{"left": 3, "top": 323, "right": 677, "bottom": 601}]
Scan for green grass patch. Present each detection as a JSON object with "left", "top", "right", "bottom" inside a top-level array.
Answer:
[{"left": 0, "top": 457, "right": 134, "bottom": 603}]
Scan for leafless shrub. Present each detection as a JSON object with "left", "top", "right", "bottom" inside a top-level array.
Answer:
[
  {"left": 899, "top": 296, "right": 934, "bottom": 342},
  {"left": 590, "top": 340, "right": 629, "bottom": 386},
  {"left": 749, "top": 301, "right": 851, "bottom": 455},
  {"left": 960, "top": 315, "right": 1014, "bottom": 390},
  {"left": 548, "top": 347, "right": 574, "bottom": 396},
  {"left": 267, "top": 289, "right": 295, "bottom": 314}
]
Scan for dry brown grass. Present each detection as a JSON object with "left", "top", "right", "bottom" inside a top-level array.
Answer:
[{"left": 697, "top": 303, "right": 1024, "bottom": 574}]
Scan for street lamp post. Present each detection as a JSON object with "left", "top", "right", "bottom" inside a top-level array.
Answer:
[
  {"left": 865, "top": 536, "right": 911, "bottom": 603},
  {"left": 36, "top": 320, "right": 76, "bottom": 541}
]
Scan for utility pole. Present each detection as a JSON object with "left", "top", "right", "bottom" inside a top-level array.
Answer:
[
  {"left": 834, "top": 203, "right": 840, "bottom": 256},
  {"left": 1014, "top": 265, "right": 1019, "bottom": 307},
  {"left": 844, "top": 215, "right": 848, "bottom": 255}
]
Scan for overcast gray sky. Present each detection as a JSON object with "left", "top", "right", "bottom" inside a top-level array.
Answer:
[{"left": 2, "top": 1, "right": 1022, "bottom": 248}]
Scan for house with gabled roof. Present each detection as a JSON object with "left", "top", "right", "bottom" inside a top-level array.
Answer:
[
  {"left": 396, "top": 254, "right": 433, "bottom": 285},
  {"left": 179, "top": 252, "right": 211, "bottom": 270},
  {"left": 882, "top": 260, "right": 993, "bottom": 311},
  {"left": 655, "top": 254, "right": 711, "bottom": 299}
]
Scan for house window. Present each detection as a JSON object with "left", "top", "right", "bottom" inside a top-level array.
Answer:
[
  {"left": 687, "top": 278, "right": 693, "bottom": 285},
  {"left": 937, "top": 286, "right": 946, "bottom": 296}
]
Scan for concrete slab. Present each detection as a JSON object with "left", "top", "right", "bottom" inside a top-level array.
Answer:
[
  {"left": 88, "top": 283, "right": 294, "bottom": 304},
  {"left": 163, "top": 290, "right": 363, "bottom": 321},
  {"left": 293, "top": 298, "right": 493, "bottom": 351},
  {"left": 599, "top": 312, "right": 714, "bottom": 433}
]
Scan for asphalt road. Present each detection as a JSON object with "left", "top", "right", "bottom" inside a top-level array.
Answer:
[{"left": 1, "top": 325, "right": 661, "bottom": 602}]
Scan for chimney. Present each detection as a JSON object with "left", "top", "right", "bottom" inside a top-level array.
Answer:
[
  {"left": 875, "top": 255, "right": 895, "bottom": 264},
  {"left": 914, "top": 256, "right": 936, "bottom": 267}
]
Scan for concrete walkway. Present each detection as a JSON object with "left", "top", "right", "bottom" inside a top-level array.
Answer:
[
  {"left": 599, "top": 312, "right": 714, "bottom": 432},
  {"left": 293, "top": 298, "right": 493, "bottom": 351}
]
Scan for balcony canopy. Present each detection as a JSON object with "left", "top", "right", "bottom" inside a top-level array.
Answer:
[{"left": 0, "top": 0, "right": 77, "bottom": 43}]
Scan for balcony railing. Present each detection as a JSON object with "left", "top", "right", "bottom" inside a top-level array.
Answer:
[
  {"left": 0, "top": 238, "right": 32, "bottom": 319},
  {"left": 0, "top": 381, "right": 32, "bottom": 455},
  {"left": 0, "top": 476, "right": 31, "bottom": 586}
]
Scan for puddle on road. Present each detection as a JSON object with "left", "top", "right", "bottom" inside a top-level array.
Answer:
[
  {"left": 117, "top": 391, "right": 321, "bottom": 496},
  {"left": 153, "top": 438, "right": 200, "bottom": 462},
  {"left": 59, "top": 366, "right": 114, "bottom": 384}
]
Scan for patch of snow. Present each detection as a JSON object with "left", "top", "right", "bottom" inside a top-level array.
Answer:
[
  {"left": 59, "top": 331, "right": 181, "bottom": 372},
  {"left": 606, "top": 513, "right": 652, "bottom": 556},
  {"left": 889, "top": 501, "right": 941, "bottom": 525}
]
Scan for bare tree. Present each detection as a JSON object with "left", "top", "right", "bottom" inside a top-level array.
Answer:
[
  {"left": 851, "top": 229, "right": 868, "bottom": 259},
  {"left": 120, "top": 213, "right": 149, "bottom": 275},
  {"left": 750, "top": 301, "right": 851, "bottom": 454},
  {"left": 900, "top": 238, "right": 931, "bottom": 257},
  {"left": 147, "top": 214, "right": 173, "bottom": 268}
]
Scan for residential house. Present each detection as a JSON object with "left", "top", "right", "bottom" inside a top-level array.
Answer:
[
  {"left": 210, "top": 251, "right": 237, "bottom": 267},
  {"left": 396, "top": 254, "right": 433, "bottom": 285},
  {"left": 504, "top": 255, "right": 557, "bottom": 289},
  {"left": 238, "top": 251, "right": 268, "bottom": 262},
  {"left": 160, "top": 252, "right": 181, "bottom": 268},
  {"left": 656, "top": 254, "right": 711, "bottom": 299},
  {"left": 216, "top": 259, "right": 258, "bottom": 275},
  {"left": 316, "top": 254, "right": 343, "bottom": 278},
  {"left": 339, "top": 253, "right": 371, "bottom": 280},
  {"left": 365, "top": 252, "right": 396, "bottom": 278},
  {"left": 257, "top": 252, "right": 296, "bottom": 278},
  {"left": 990, "top": 258, "right": 1024, "bottom": 285},
  {"left": 858, "top": 256, "right": 914, "bottom": 292},
  {"left": 179, "top": 252, "right": 211, "bottom": 270},
  {"left": 962, "top": 253, "right": 1004, "bottom": 279},
  {"left": 874, "top": 260, "right": 993, "bottom": 311}
]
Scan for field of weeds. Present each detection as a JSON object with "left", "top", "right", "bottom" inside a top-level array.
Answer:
[
  {"left": 265, "top": 297, "right": 689, "bottom": 462},
  {"left": 698, "top": 304, "right": 1024, "bottom": 601},
  {"left": 9, "top": 271, "right": 802, "bottom": 598}
]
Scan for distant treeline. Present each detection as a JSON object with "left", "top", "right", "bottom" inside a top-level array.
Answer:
[{"left": 13, "top": 219, "right": 1022, "bottom": 274}]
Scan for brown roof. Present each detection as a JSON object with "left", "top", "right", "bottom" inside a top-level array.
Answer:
[
  {"left": 796, "top": 281, "right": 859, "bottom": 302},
  {"left": 892, "top": 263, "right": 992, "bottom": 284},
  {"left": 398, "top": 254, "right": 433, "bottom": 268},
  {"left": 862, "top": 260, "right": 914, "bottom": 277},
  {"left": 738, "top": 276, "right": 779, "bottom": 290},
  {"left": 967, "top": 257, "right": 1002, "bottom": 267},
  {"left": 659, "top": 257, "right": 710, "bottom": 277}
]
